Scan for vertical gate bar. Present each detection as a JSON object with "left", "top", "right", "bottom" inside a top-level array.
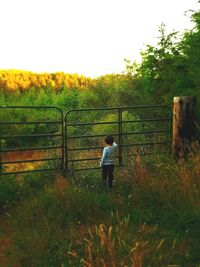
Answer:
[
  {"left": 118, "top": 108, "right": 123, "bottom": 166},
  {"left": 61, "top": 110, "right": 65, "bottom": 171},
  {"left": 64, "top": 114, "right": 68, "bottom": 172}
]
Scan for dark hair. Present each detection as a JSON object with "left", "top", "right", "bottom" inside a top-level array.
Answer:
[{"left": 104, "top": 135, "right": 114, "bottom": 145}]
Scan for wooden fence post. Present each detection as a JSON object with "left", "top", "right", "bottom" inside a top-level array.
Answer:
[{"left": 172, "top": 96, "right": 197, "bottom": 158}]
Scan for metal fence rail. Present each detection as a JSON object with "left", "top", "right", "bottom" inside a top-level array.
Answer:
[{"left": 0, "top": 106, "right": 64, "bottom": 175}]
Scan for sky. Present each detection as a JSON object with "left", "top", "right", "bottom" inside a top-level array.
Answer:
[{"left": 0, "top": 0, "right": 199, "bottom": 77}]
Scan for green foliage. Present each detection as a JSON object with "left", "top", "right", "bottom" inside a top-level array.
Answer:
[
  {"left": 122, "top": 11, "right": 200, "bottom": 126},
  {"left": 78, "top": 88, "right": 101, "bottom": 108},
  {"left": 0, "top": 176, "right": 20, "bottom": 213},
  {"left": 55, "top": 88, "right": 79, "bottom": 109},
  {"left": 92, "top": 111, "right": 142, "bottom": 145},
  {"left": 182, "top": 11, "right": 200, "bottom": 89},
  {"left": 135, "top": 24, "right": 193, "bottom": 102}
]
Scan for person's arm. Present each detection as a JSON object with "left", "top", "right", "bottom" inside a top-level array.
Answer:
[{"left": 100, "top": 147, "right": 107, "bottom": 167}]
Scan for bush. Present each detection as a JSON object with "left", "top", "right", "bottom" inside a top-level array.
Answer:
[{"left": 0, "top": 176, "right": 20, "bottom": 213}]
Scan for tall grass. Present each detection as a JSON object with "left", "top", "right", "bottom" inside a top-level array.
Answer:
[{"left": 1, "top": 144, "right": 200, "bottom": 267}]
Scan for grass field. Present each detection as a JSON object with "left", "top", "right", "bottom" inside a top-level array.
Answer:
[{"left": 0, "top": 144, "right": 200, "bottom": 267}]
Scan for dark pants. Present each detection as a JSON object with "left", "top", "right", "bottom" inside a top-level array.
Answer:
[{"left": 102, "top": 164, "right": 114, "bottom": 189}]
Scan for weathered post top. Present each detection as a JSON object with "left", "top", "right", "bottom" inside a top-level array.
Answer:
[{"left": 173, "top": 96, "right": 196, "bottom": 106}]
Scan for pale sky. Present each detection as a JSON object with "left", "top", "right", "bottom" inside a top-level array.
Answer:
[{"left": 0, "top": 0, "right": 199, "bottom": 77}]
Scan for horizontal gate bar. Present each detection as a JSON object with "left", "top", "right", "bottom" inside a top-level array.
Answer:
[
  {"left": 0, "top": 120, "right": 61, "bottom": 125},
  {"left": 66, "top": 130, "right": 171, "bottom": 139},
  {"left": 65, "top": 118, "right": 171, "bottom": 127},
  {"left": 66, "top": 151, "right": 169, "bottom": 164},
  {"left": 0, "top": 105, "right": 62, "bottom": 110},
  {"left": 124, "top": 152, "right": 169, "bottom": 157},
  {"left": 67, "top": 145, "right": 103, "bottom": 151},
  {"left": 0, "top": 168, "right": 61, "bottom": 176},
  {"left": 123, "top": 130, "right": 171, "bottom": 135},
  {"left": 67, "top": 133, "right": 119, "bottom": 139},
  {"left": 2, "top": 157, "right": 62, "bottom": 165},
  {"left": 66, "top": 141, "right": 171, "bottom": 152},
  {"left": 1, "top": 145, "right": 62, "bottom": 152},
  {"left": 122, "top": 141, "right": 171, "bottom": 147},
  {"left": 67, "top": 165, "right": 124, "bottom": 172},
  {"left": 67, "top": 157, "right": 100, "bottom": 162},
  {"left": 71, "top": 167, "right": 102, "bottom": 171},
  {"left": 66, "top": 121, "right": 119, "bottom": 126},
  {"left": 121, "top": 118, "right": 171, "bottom": 123},
  {"left": 64, "top": 104, "right": 170, "bottom": 114},
  {"left": 1, "top": 133, "right": 62, "bottom": 139}
]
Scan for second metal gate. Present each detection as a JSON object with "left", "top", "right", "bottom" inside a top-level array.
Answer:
[{"left": 64, "top": 105, "right": 171, "bottom": 172}]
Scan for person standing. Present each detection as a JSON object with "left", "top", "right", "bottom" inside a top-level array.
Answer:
[{"left": 100, "top": 135, "right": 117, "bottom": 189}]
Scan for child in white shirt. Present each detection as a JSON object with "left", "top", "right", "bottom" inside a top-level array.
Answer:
[{"left": 100, "top": 135, "right": 117, "bottom": 189}]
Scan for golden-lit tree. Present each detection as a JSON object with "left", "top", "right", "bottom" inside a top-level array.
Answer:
[{"left": 0, "top": 70, "right": 95, "bottom": 92}]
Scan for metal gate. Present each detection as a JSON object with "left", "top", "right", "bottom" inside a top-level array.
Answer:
[
  {"left": 0, "top": 105, "right": 171, "bottom": 175},
  {"left": 0, "top": 106, "right": 64, "bottom": 175},
  {"left": 64, "top": 105, "right": 171, "bottom": 172}
]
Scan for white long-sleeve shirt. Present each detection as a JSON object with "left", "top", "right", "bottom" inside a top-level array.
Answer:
[{"left": 100, "top": 142, "right": 117, "bottom": 167}]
